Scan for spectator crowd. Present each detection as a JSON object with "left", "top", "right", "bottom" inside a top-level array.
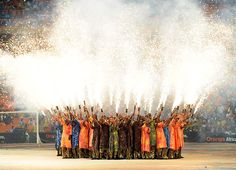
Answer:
[{"left": 0, "top": 0, "right": 55, "bottom": 27}]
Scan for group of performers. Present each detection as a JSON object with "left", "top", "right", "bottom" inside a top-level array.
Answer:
[{"left": 52, "top": 103, "right": 194, "bottom": 159}]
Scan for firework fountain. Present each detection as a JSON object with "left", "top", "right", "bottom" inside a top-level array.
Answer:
[{"left": 0, "top": 0, "right": 234, "bottom": 115}]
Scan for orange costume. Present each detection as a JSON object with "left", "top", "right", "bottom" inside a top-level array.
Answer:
[
  {"left": 168, "top": 119, "right": 176, "bottom": 150},
  {"left": 141, "top": 124, "right": 150, "bottom": 152},
  {"left": 89, "top": 127, "right": 94, "bottom": 150},
  {"left": 156, "top": 122, "right": 167, "bottom": 149},
  {"left": 79, "top": 120, "right": 90, "bottom": 149},
  {"left": 175, "top": 121, "right": 185, "bottom": 150},
  {"left": 60, "top": 118, "right": 72, "bottom": 148}
]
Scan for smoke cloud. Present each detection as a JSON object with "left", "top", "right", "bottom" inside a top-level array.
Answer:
[{"left": 0, "top": 0, "right": 235, "bottom": 114}]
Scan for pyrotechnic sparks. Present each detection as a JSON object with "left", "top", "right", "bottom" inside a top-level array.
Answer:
[
  {"left": 194, "top": 95, "right": 208, "bottom": 114},
  {"left": 41, "top": 110, "right": 46, "bottom": 116},
  {"left": 115, "top": 88, "right": 121, "bottom": 113},
  {"left": 0, "top": 0, "right": 234, "bottom": 113}
]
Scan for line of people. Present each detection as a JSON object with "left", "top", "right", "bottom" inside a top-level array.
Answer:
[{"left": 52, "top": 104, "right": 194, "bottom": 159}]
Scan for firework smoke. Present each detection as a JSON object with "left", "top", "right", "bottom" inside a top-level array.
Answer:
[{"left": 0, "top": 0, "right": 234, "bottom": 114}]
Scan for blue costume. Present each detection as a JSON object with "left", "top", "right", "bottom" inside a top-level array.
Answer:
[
  {"left": 72, "top": 119, "right": 80, "bottom": 149},
  {"left": 163, "top": 127, "right": 170, "bottom": 148},
  {"left": 55, "top": 121, "right": 62, "bottom": 150}
]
